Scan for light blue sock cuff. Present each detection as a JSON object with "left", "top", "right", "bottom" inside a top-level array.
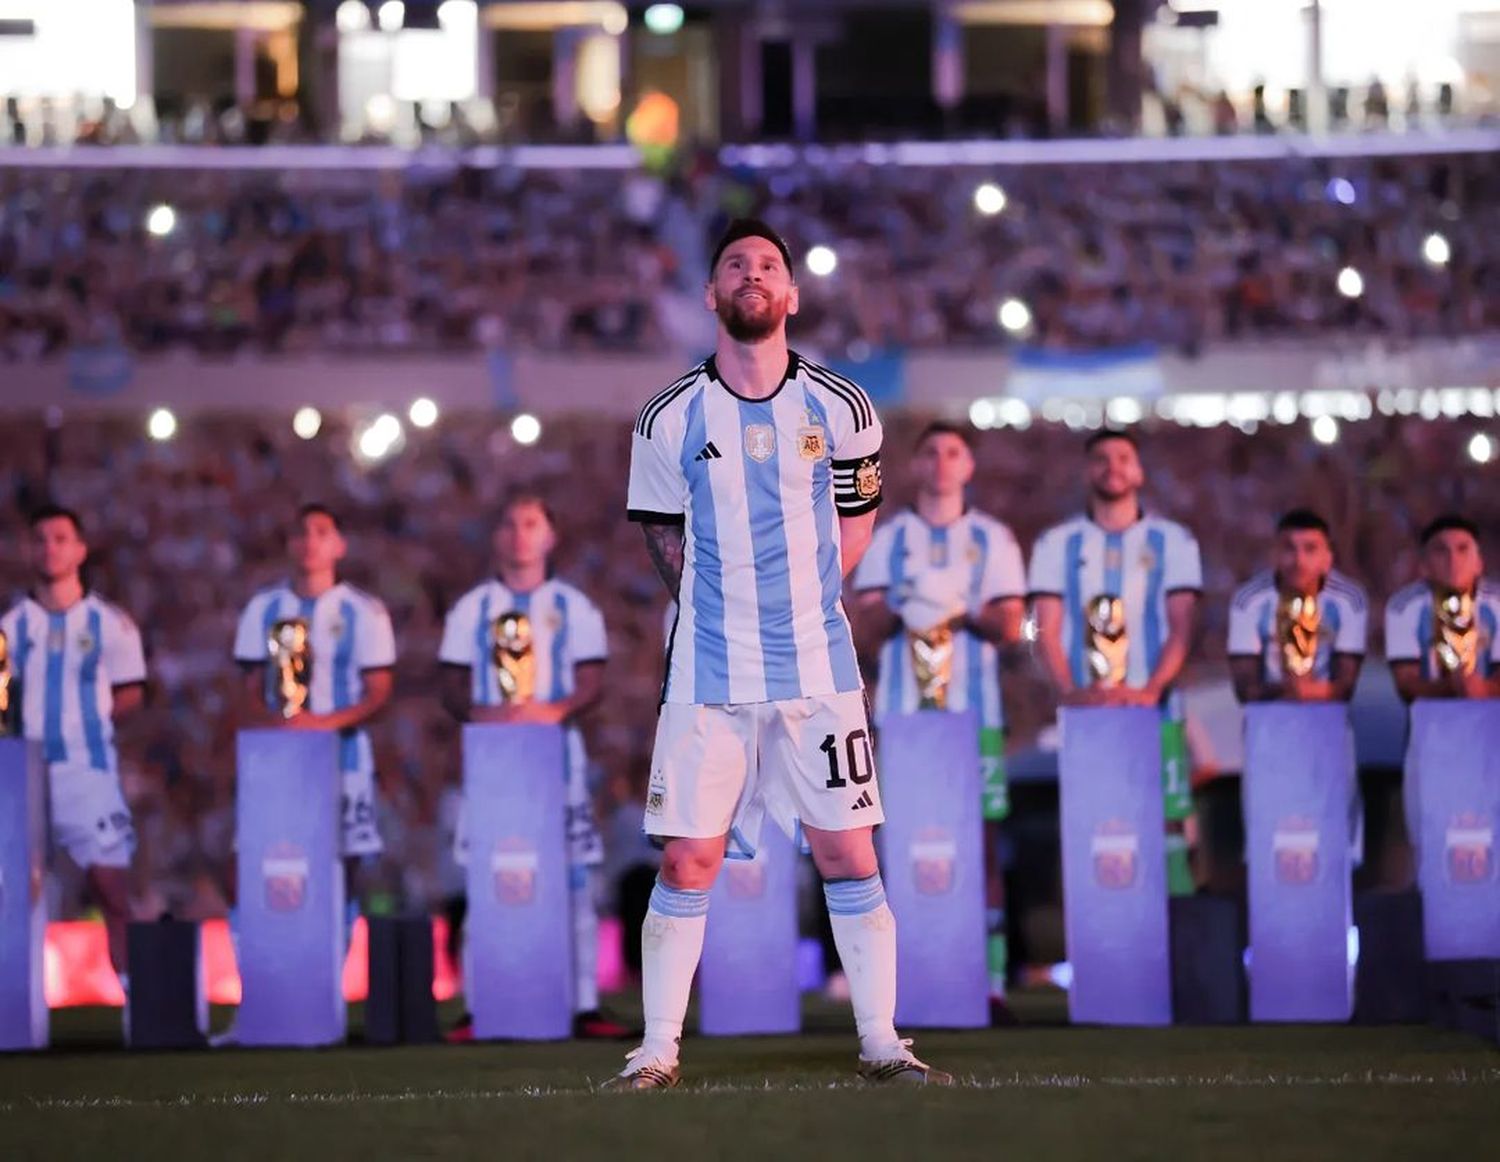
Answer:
[
  {"left": 649, "top": 878, "right": 711, "bottom": 919},
  {"left": 824, "top": 873, "right": 886, "bottom": 917}
]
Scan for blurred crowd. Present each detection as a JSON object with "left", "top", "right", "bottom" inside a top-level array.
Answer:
[
  {"left": 2, "top": 148, "right": 1495, "bottom": 359},
  {"left": 1, "top": 411, "right": 1494, "bottom": 922}
]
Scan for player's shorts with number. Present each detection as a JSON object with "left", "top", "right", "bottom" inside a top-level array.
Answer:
[
  {"left": 645, "top": 690, "right": 883, "bottom": 859},
  {"left": 340, "top": 766, "right": 384, "bottom": 857},
  {"left": 48, "top": 762, "right": 136, "bottom": 869}
]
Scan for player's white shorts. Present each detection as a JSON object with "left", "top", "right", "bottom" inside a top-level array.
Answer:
[
  {"left": 48, "top": 762, "right": 135, "bottom": 870},
  {"left": 341, "top": 765, "right": 384, "bottom": 857},
  {"left": 644, "top": 690, "right": 884, "bottom": 860},
  {"left": 452, "top": 728, "right": 603, "bottom": 868}
]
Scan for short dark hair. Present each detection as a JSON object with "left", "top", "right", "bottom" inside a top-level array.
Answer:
[
  {"left": 710, "top": 218, "right": 794, "bottom": 278},
  {"left": 1419, "top": 513, "right": 1479, "bottom": 547},
  {"left": 500, "top": 489, "right": 557, "bottom": 530},
  {"left": 28, "top": 504, "right": 84, "bottom": 537},
  {"left": 1276, "top": 508, "right": 1332, "bottom": 540},
  {"left": 1084, "top": 428, "right": 1139, "bottom": 454},
  {"left": 914, "top": 421, "right": 973, "bottom": 451},
  {"left": 295, "top": 502, "right": 343, "bottom": 532}
]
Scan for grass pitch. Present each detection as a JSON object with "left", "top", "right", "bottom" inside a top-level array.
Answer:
[{"left": 2, "top": 994, "right": 1496, "bottom": 1162}]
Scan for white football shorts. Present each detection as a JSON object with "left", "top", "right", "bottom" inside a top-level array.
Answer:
[
  {"left": 644, "top": 690, "right": 884, "bottom": 859},
  {"left": 48, "top": 761, "right": 135, "bottom": 870}
]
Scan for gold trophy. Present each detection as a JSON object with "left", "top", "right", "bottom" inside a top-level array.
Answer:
[
  {"left": 1432, "top": 587, "right": 1478, "bottom": 675},
  {"left": 267, "top": 618, "right": 312, "bottom": 719},
  {"left": 907, "top": 624, "right": 955, "bottom": 710},
  {"left": 490, "top": 612, "right": 536, "bottom": 703},
  {"left": 1276, "top": 591, "right": 1321, "bottom": 678},
  {"left": 0, "top": 629, "right": 12, "bottom": 736},
  {"left": 1084, "top": 594, "right": 1128, "bottom": 687}
]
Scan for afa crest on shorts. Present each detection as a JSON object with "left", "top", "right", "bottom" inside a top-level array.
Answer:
[{"left": 261, "top": 842, "right": 310, "bottom": 912}]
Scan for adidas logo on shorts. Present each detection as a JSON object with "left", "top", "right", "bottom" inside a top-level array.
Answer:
[
  {"left": 693, "top": 442, "right": 723, "bottom": 462},
  {"left": 850, "top": 790, "right": 875, "bottom": 811}
]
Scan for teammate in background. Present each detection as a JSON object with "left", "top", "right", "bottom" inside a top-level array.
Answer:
[
  {"left": 617, "top": 218, "right": 950, "bottom": 1088},
  {"left": 852, "top": 421, "right": 1026, "bottom": 1018},
  {"left": 232, "top": 503, "right": 395, "bottom": 947},
  {"left": 1385, "top": 514, "right": 1500, "bottom": 701},
  {"left": 438, "top": 490, "right": 625, "bottom": 1040},
  {"left": 0, "top": 505, "right": 147, "bottom": 992},
  {"left": 1227, "top": 509, "right": 1369, "bottom": 704},
  {"left": 1027, "top": 430, "right": 1202, "bottom": 895}
]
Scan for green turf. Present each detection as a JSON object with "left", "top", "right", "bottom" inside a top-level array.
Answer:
[{"left": 1, "top": 994, "right": 1496, "bottom": 1162}]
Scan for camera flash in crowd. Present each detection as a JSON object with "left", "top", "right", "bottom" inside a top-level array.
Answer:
[
  {"left": 409, "top": 398, "right": 439, "bottom": 429},
  {"left": 1422, "top": 232, "right": 1451, "bottom": 267},
  {"left": 147, "top": 408, "right": 178, "bottom": 442},
  {"left": 1469, "top": 433, "right": 1495, "bottom": 465},
  {"left": 1311, "top": 415, "right": 1340, "bottom": 446},
  {"left": 806, "top": 246, "right": 838, "bottom": 277},
  {"left": 998, "top": 298, "right": 1032, "bottom": 334},
  {"left": 511, "top": 413, "right": 542, "bottom": 446},
  {"left": 974, "top": 183, "right": 1007, "bottom": 216},
  {"left": 146, "top": 205, "right": 176, "bottom": 238},
  {"left": 293, "top": 407, "right": 322, "bottom": 440},
  {"left": 1336, "top": 267, "right": 1364, "bottom": 299}
]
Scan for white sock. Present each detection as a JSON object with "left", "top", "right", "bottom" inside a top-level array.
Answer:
[
  {"left": 640, "top": 878, "right": 710, "bottom": 1063},
  {"left": 572, "top": 869, "right": 599, "bottom": 1014},
  {"left": 824, "top": 874, "right": 900, "bottom": 1058}
]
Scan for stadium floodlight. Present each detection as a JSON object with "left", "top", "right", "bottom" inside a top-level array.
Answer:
[
  {"left": 146, "top": 204, "right": 176, "bottom": 237},
  {"left": 293, "top": 407, "right": 322, "bottom": 440},
  {"left": 409, "top": 397, "right": 439, "bottom": 428},
  {"left": 1311, "top": 415, "right": 1339, "bottom": 445},
  {"left": 997, "top": 298, "right": 1031, "bottom": 334},
  {"left": 1422, "top": 232, "right": 1451, "bottom": 267},
  {"left": 1336, "top": 267, "right": 1364, "bottom": 299},
  {"left": 806, "top": 245, "right": 838, "bottom": 277},
  {"left": 973, "top": 183, "right": 1007, "bottom": 216},
  {"left": 1469, "top": 433, "right": 1495, "bottom": 465},
  {"left": 511, "top": 413, "right": 542, "bottom": 445},
  {"left": 147, "top": 408, "right": 178, "bottom": 442},
  {"left": 336, "top": 0, "right": 371, "bottom": 32},
  {"left": 643, "top": 4, "right": 685, "bottom": 34},
  {"left": 377, "top": 0, "right": 404, "bottom": 32}
]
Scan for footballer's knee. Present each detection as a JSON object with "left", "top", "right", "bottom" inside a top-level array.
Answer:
[
  {"left": 659, "top": 837, "right": 726, "bottom": 890},
  {"left": 806, "top": 829, "right": 878, "bottom": 882}
]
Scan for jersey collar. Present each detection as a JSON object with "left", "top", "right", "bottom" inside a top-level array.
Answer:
[{"left": 704, "top": 349, "right": 801, "bottom": 403}]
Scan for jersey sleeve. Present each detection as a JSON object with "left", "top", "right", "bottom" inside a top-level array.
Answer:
[
  {"left": 439, "top": 591, "right": 480, "bottom": 667},
  {"left": 1335, "top": 590, "right": 1369, "bottom": 656},
  {"left": 626, "top": 411, "right": 686, "bottom": 525},
  {"left": 102, "top": 606, "right": 147, "bottom": 686},
  {"left": 1383, "top": 591, "right": 1424, "bottom": 663},
  {"left": 1165, "top": 524, "right": 1204, "bottom": 593},
  {"left": 233, "top": 594, "right": 269, "bottom": 665},
  {"left": 1027, "top": 527, "right": 1065, "bottom": 599},
  {"left": 853, "top": 522, "right": 896, "bottom": 592},
  {"left": 569, "top": 593, "right": 609, "bottom": 664},
  {"left": 357, "top": 598, "right": 397, "bottom": 670},
  {"left": 981, "top": 525, "right": 1027, "bottom": 603},
  {"left": 1226, "top": 590, "right": 1263, "bottom": 657}
]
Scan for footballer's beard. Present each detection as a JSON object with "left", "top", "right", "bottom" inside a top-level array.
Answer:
[
  {"left": 717, "top": 292, "right": 785, "bottom": 343},
  {"left": 1088, "top": 481, "right": 1138, "bottom": 506}
]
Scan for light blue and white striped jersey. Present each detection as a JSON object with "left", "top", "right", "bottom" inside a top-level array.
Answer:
[
  {"left": 854, "top": 509, "right": 1026, "bottom": 730},
  {"left": 1385, "top": 578, "right": 1500, "bottom": 679},
  {"left": 1227, "top": 569, "right": 1369, "bottom": 682},
  {"left": 439, "top": 578, "right": 608, "bottom": 705},
  {"left": 233, "top": 581, "right": 396, "bottom": 775},
  {"left": 0, "top": 594, "right": 146, "bottom": 773},
  {"left": 1027, "top": 512, "right": 1202, "bottom": 690},
  {"left": 627, "top": 351, "right": 883, "bottom": 705}
]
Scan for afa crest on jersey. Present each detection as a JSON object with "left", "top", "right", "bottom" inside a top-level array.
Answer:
[
  {"left": 1091, "top": 819, "right": 1139, "bottom": 889},
  {"left": 262, "top": 843, "right": 310, "bottom": 912},
  {"left": 1445, "top": 812, "right": 1494, "bottom": 885},
  {"left": 1272, "top": 816, "right": 1320, "bottom": 885},
  {"left": 491, "top": 837, "right": 539, "bottom": 905},
  {"left": 797, "top": 425, "right": 826, "bottom": 461}
]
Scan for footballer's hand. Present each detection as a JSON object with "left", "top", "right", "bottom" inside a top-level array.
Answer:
[
  {"left": 506, "top": 701, "right": 568, "bottom": 726},
  {"left": 1116, "top": 686, "right": 1159, "bottom": 708},
  {"left": 284, "top": 712, "right": 337, "bottom": 731},
  {"left": 470, "top": 704, "right": 520, "bottom": 725},
  {"left": 1455, "top": 670, "right": 1492, "bottom": 700}
]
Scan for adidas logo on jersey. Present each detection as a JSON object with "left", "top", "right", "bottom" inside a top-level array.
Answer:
[
  {"left": 693, "top": 442, "right": 723, "bottom": 462},
  {"left": 850, "top": 790, "right": 875, "bottom": 811}
]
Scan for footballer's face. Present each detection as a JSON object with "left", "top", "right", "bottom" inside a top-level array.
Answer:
[
  {"left": 1422, "top": 529, "right": 1483, "bottom": 594},
  {"left": 706, "top": 237, "right": 799, "bottom": 343},
  {"left": 914, "top": 432, "right": 975, "bottom": 498},
  {"left": 1085, "top": 437, "right": 1144, "bottom": 504},
  {"left": 495, "top": 500, "right": 556, "bottom": 571},
  {"left": 1274, "top": 528, "right": 1333, "bottom": 594},
  {"left": 289, "top": 511, "right": 346, "bottom": 576},
  {"left": 28, "top": 516, "right": 87, "bottom": 584}
]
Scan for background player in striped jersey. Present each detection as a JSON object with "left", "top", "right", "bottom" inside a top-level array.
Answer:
[
  {"left": 232, "top": 504, "right": 396, "bottom": 949},
  {"left": 438, "top": 490, "right": 623, "bottom": 1040},
  {"left": 1028, "top": 430, "right": 1202, "bottom": 895},
  {"left": 617, "top": 218, "right": 950, "bottom": 1087},
  {"left": 1226, "top": 509, "right": 1369, "bottom": 704},
  {"left": 852, "top": 421, "right": 1026, "bottom": 1016},
  {"left": 1385, "top": 514, "right": 1500, "bottom": 702},
  {"left": 0, "top": 505, "right": 146, "bottom": 988}
]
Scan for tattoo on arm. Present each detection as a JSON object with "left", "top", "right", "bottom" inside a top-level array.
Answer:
[{"left": 643, "top": 524, "right": 685, "bottom": 598}]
